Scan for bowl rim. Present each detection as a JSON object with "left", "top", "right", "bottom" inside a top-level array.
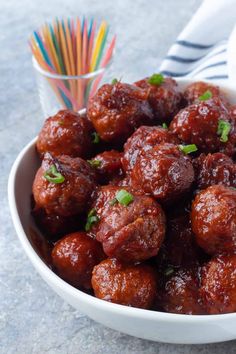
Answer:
[{"left": 8, "top": 78, "right": 236, "bottom": 323}]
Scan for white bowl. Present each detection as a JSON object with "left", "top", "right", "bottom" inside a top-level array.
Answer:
[{"left": 8, "top": 79, "right": 236, "bottom": 344}]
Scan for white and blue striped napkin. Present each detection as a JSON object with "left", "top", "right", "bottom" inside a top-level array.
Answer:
[{"left": 160, "top": 0, "right": 236, "bottom": 85}]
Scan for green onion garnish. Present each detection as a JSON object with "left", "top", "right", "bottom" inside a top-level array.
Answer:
[
  {"left": 87, "top": 159, "right": 101, "bottom": 168},
  {"left": 92, "top": 132, "right": 100, "bottom": 144},
  {"left": 198, "top": 90, "right": 212, "bottom": 101},
  {"left": 179, "top": 144, "right": 198, "bottom": 154},
  {"left": 115, "top": 189, "right": 134, "bottom": 206},
  {"left": 85, "top": 208, "right": 100, "bottom": 231},
  {"left": 164, "top": 267, "right": 174, "bottom": 277},
  {"left": 148, "top": 73, "right": 164, "bottom": 86},
  {"left": 217, "top": 120, "right": 231, "bottom": 143},
  {"left": 109, "top": 198, "right": 118, "bottom": 206},
  {"left": 58, "top": 120, "right": 64, "bottom": 126},
  {"left": 162, "top": 123, "right": 168, "bottom": 129},
  {"left": 111, "top": 78, "right": 118, "bottom": 85},
  {"left": 44, "top": 165, "right": 65, "bottom": 184}
]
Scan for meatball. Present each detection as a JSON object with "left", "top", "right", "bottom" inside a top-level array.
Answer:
[
  {"left": 159, "top": 212, "right": 205, "bottom": 268},
  {"left": 135, "top": 77, "right": 182, "bottom": 123},
  {"left": 32, "top": 207, "right": 81, "bottom": 241},
  {"left": 36, "top": 110, "right": 94, "bottom": 158},
  {"left": 158, "top": 267, "right": 204, "bottom": 315},
  {"left": 200, "top": 254, "right": 236, "bottom": 314},
  {"left": 122, "top": 126, "right": 179, "bottom": 173},
  {"left": 131, "top": 143, "right": 194, "bottom": 203},
  {"left": 52, "top": 232, "right": 105, "bottom": 289},
  {"left": 183, "top": 81, "right": 226, "bottom": 105},
  {"left": 87, "top": 82, "right": 154, "bottom": 143},
  {"left": 92, "top": 258, "right": 157, "bottom": 309},
  {"left": 194, "top": 153, "right": 236, "bottom": 189},
  {"left": 33, "top": 153, "right": 96, "bottom": 217},
  {"left": 170, "top": 98, "right": 235, "bottom": 155},
  {"left": 90, "top": 186, "right": 166, "bottom": 262},
  {"left": 191, "top": 185, "right": 236, "bottom": 255},
  {"left": 88, "top": 150, "right": 123, "bottom": 184}
]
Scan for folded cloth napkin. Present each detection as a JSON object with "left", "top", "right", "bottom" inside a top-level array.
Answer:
[{"left": 160, "top": 0, "right": 236, "bottom": 85}]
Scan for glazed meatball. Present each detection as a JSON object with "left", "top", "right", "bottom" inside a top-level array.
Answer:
[
  {"left": 194, "top": 153, "right": 236, "bottom": 189},
  {"left": 170, "top": 98, "right": 235, "bottom": 155},
  {"left": 191, "top": 185, "right": 236, "bottom": 255},
  {"left": 183, "top": 81, "right": 225, "bottom": 105},
  {"left": 135, "top": 77, "right": 182, "bottom": 123},
  {"left": 158, "top": 267, "right": 204, "bottom": 315},
  {"left": 36, "top": 110, "right": 94, "bottom": 158},
  {"left": 52, "top": 232, "right": 105, "bottom": 289},
  {"left": 33, "top": 153, "right": 96, "bottom": 217},
  {"left": 159, "top": 212, "right": 205, "bottom": 268},
  {"left": 87, "top": 82, "right": 154, "bottom": 143},
  {"left": 200, "top": 254, "right": 236, "bottom": 314},
  {"left": 131, "top": 143, "right": 194, "bottom": 203},
  {"left": 88, "top": 150, "right": 123, "bottom": 184},
  {"left": 92, "top": 258, "right": 157, "bottom": 309},
  {"left": 89, "top": 186, "right": 166, "bottom": 262},
  {"left": 32, "top": 207, "right": 81, "bottom": 241},
  {"left": 122, "top": 126, "right": 179, "bottom": 173}
]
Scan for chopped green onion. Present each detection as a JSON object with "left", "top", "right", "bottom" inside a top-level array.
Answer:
[
  {"left": 148, "top": 73, "right": 164, "bottom": 86},
  {"left": 164, "top": 267, "right": 174, "bottom": 277},
  {"left": 92, "top": 132, "right": 100, "bottom": 144},
  {"left": 115, "top": 189, "right": 134, "bottom": 206},
  {"left": 87, "top": 159, "right": 101, "bottom": 168},
  {"left": 87, "top": 208, "right": 96, "bottom": 218},
  {"left": 58, "top": 120, "right": 64, "bottom": 126},
  {"left": 85, "top": 208, "right": 100, "bottom": 231},
  {"left": 111, "top": 78, "right": 118, "bottom": 85},
  {"left": 198, "top": 90, "right": 212, "bottom": 101},
  {"left": 179, "top": 144, "right": 198, "bottom": 154},
  {"left": 44, "top": 165, "right": 65, "bottom": 184},
  {"left": 162, "top": 123, "right": 168, "bottom": 129},
  {"left": 109, "top": 198, "right": 118, "bottom": 206},
  {"left": 217, "top": 120, "right": 231, "bottom": 143}
]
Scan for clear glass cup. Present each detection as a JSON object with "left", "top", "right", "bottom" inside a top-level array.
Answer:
[{"left": 32, "top": 57, "right": 112, "bottom": 117}]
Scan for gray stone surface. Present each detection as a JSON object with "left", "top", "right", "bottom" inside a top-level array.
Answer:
[{"left": 1, "top": 0, "right": 236, "bottom": 353}]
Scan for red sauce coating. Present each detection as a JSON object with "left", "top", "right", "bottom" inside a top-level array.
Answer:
[
  {"left": 122, "top": 125, "right": 179, "bottom": 173},
  {"left": 33, "top": 153, "right": 96, "bottom": 216},
  {"left": 92, "top": 258, "right": 157, "bottom": 309},
  {"left": 200, "top": 254, "right": 236, "bottom": 314},
  {"left": 170, "top": 98, "right": 236, "bottom": 155},
  {"left": 52, "top": 232, "right": 105, "bottom": 289},
  {"left": 37, "top": 110, "right": 94, "bottom": 158},
  {"left": 87, "top": 82, "right": 154, "bottom": 143},
  {"left": 130, "top": 143, "right": 194, "bottom": 203},
  {"left": 183, "top": 81, "right": 226, "bottom": 105},
  {"left": 135, "top": 77, "right": 182, "bottom": 123},
  {"left": 32, "top": 207, "right": 81, "bottom": 241},
  {"left": 91, "top": 186, "right": 166, "bottom": 263},
  {"left": 191, "top": 185, "right": 236, "bottom": 255},
  {"left": 159, "top": 212, "right": 205, "bottom": 268},
  {"left": 194, "top": 153, "right": 236, "bottom": 189},
  {"left": 89, "top": 150, "right": 123, "bottom": 184},
  {"left": 158, "top": 267, "right": 204, "bottom": 315}
]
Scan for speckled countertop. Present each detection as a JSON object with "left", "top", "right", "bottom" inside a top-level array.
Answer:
[{"left": 1, "top": 0, "right": 236, "bottom": 353}]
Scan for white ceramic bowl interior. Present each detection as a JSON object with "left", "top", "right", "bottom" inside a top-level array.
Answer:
[{"left": 8, "top": 79, "right": 236, "bottom": 344}]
